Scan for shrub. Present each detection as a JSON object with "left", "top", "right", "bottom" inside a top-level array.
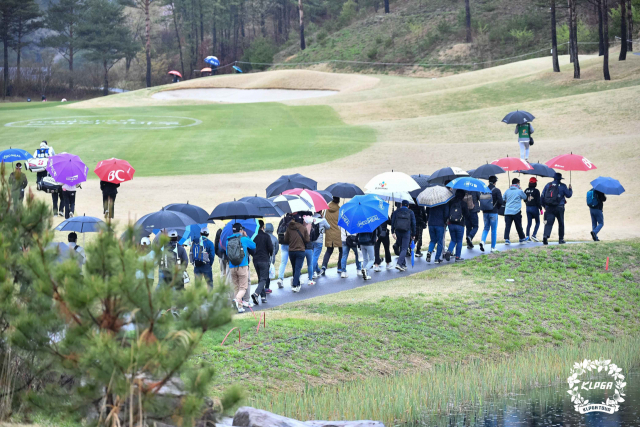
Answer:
[
  {"left": 338, "top": 0, "right": 358, "bottom": 28},
  {"left": 366, "top": 47, "right": 378, "bottom": 59},
  {"left": 384, "top": 37, "right": 394, "bottom": 48},
  {"left": 437, "top": 19, "right": 452, "bottom": 35},
  {"left": 509, "top": 28, "right": 534, "bottom": 47},
  {"left": 241, "top": 37, "right": 278, "bottom": 71}
]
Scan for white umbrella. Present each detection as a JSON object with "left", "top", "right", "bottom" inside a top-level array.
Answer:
[
  {"left": 417, "top": 186, "right": 455, "bottom": 207},
  {"left": 268, "top": 194, "right": 314, "bottom": 214},
  {"left": 364, "top": 171, "right": 420, "bottom": 203}
]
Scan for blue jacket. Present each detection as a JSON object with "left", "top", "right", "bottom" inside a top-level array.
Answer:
[
  {"left": 226, "top": 233, "right": 256, "bottom": 268},
  {"left": 542, "top": 180, "right": 573, "bottom": 207},
  {"left": 391, "top": 206, "right": 416, "bottom": 236},
  {"left": 195, "top": 236, "right": 215, "bottom": 267},
  {"left": 426, "top": 203, "right": 450, "bottom": 228},
  {"left": 502, "top": 185, "right": 527, "bottom": 215}
]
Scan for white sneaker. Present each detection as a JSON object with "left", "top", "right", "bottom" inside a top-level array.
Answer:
[
  {"left": 373, "top": 265, "right": 381, "bottom": 272},
  {"left": 308, "top": 280, "right": 315, "bottom": 286},
  {"left": 242, "top": 300, "right": 252, "bottom": 307},
  {"left": 386, "top": 263, "right": 393, "bottom": 269},
  {"left": 277, "top": 279, "right": 283, "bottom": 289},
  {"left": 340, "top": 272, "right": 347, "bottom": 278},
  {"left": 234, "top": 300, "right": 244, "bottom": 313},
  {"left": 312, "top": 272, "right": 318, "bottom": 279},
  {"left": 361, "top": 268, "right": 366, "bottom": 278},
  {"left": 363, "top": 272, "right": 371, "bottom": 280}
]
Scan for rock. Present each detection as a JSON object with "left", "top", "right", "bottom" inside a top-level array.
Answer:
[
  {"left": 232, "top": 407, "right": 308, "bottom": 427},
  {"left": 304, "top": 422, "right": 385, "bottom": 427}
]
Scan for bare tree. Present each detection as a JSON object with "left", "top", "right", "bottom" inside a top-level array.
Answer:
[
  {"left": 298, "top": 0, "right": 305, "bottom": 49},
  {"left": 569, "top": 0, "right": 580, "bottom": 77},
  {"left": 125, "top": 0, "right": 153, "bottom": 86},
  {"left": 602, "top": 0, "right": 610, "bottom": 79},
  {"left": 619, "top": 0, "right": 627, "bottom": 60},
  {"left": 384, "top": 0, "right": 389, "bottom": 13},
  {"left": 627, "top": 0, "right": 633, "bottom": 51},
  {"left": 465, "top": 0, "right": 472, "bottom": 42},
  {"left": 171, "top": 1, "right": 185, "bottom": 77},
  {"left": 551, "top": 0, "right": 560, "bottom": 71}
]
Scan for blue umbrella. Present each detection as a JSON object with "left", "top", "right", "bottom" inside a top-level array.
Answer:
[
  {"left": 338, "top": 194, "right": 389, "bottom": 234},
  {"left": 55, "top": 215, "right": 105, "bottom": 233},
  {"left": 590, "top": 177, "right": 625, "bottom": 195},
  {"left": 0, "top": 148, "right": 31, "bottom": 163},
  {"left": 446, "top": 177, "right": 491, "bottom": 194},
  {"left": 204, "top": 56, "right": 220, "bottom": 66},
  {"left": 233, "top": 65, "right": 243, "bottom": 73},
  {"left": 219, "top": 219, "right": 260, "bottom": 250},
  {"left": 410, "top": 240, "right": 415, "bottom": 267}
]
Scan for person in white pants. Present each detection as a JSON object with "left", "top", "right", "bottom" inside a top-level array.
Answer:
[{"left": 515, "top": 123, "right": 534, "bottom": 162}]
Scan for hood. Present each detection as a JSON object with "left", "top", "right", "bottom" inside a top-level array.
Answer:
[
  {"left": 265, "top": 223, "right": 274, "bottom": 234},
  {"left": 328, "top": 202, "right": 339, "bottom": 213},
  {"left": 288, "top": 220, "right": 301, "bottom": 230}
]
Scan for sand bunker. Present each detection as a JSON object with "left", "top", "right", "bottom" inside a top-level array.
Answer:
[{"left": 151, "top": 88, "right": 338, "bottom": 103}]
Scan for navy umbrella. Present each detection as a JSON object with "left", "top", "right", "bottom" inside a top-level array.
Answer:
[
  {"left": 325, "top": 182, "right": 364, "bottom": 199},
  {"left": 502, "top": 110, "right": 535, "bottom": 125},
  {"left": 469, "top": 163, "right": 506, "bottom": 180},
  {"left": 238, "top": 196, "right": 285, "bottom": 218},
  {"left": 208, "top": 200, "right": 263, "bottom": 220},
  {"left": 266, "top": 173, "right": 317, "bottom": 197},
  {"left": 516, "top": 162, "right": 556, "bottom": 178},
  {"left": 410, "top": 174, "right": 432, "bottom": 198},
  {"left": 316, "top": 190, "right": 333, "bottom": 203},
  {"left": 590, "top": 177, "right": 625, "bottom": 195},
  {"left": 55, "top": 215, "right": 105, "bottom": 233},
  {"left": 164, "top": 202, "right": 213, "bottom": 224},
  {"left": 136, "top": 208, "right": 197, "bottom": 232},
  {"left": 427, "top": 167, "right": 469, "bottom": 185}
]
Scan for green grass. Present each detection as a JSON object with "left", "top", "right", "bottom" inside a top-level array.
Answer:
[{"left": 0, "top": 102, "right": 375, "bottom": 177}]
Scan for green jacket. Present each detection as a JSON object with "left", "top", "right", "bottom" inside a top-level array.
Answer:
[{"left": 9, "top": 171, "right": 28, "bottom": 195}]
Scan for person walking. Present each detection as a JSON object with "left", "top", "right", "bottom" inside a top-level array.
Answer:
[
  {"left": 515, "top": 122, "right": 534, "bottom": 162},
  {"left": 391, "top": 200, "right": 416, "bottom": 271},
  {"left": 301, "top": 212, "right": 316, "bottom": 286},
  {"left": 214, "top": 227, "right": 228, "bottom": 280},
  {"left": 8, "top": 162, "right": 28, "bottom": 210},
  {"left": 251, "top": 220, "right": 274, "bottom": 305},
  {"left": 463, "top": 191, "right": 480, "bottom": 249},
  {"left": 425, "top": 202, "right": 449, "bottom": 263},
  {"left": 502, "top": 178, "right": 527, "bottom": 245},
  {"left": 226, "top": 223, "right": 256, "bottom": 312},
  {"left": 136, "top": 237, "right": 155, "bottom": 284},
  {"left": 373, "top": 218, "right": 392, "bottom": 271},
  {"left": 339, "top": 228, "right": 362, "bottom": 278},
  {"left": 283, "top": 214, "right": 309, "bottom": 293},
  {"left": 191, "top": 227, "right": 215, "bottom": 289},
  {"left": 159, "top": 230, "right": 189, "bottom": 290},
  {"left": 587, "top": 188, "right": 606, "bottom": 241},
  {"left": 524, "top": 177, "right": 543, "bottom": 242},
  {"left": 61, "top": 183, "right": 79, "bottom": 219},
  {"left": 264, "top": 223, "right": 279, "bottom": 293},
  {"left": 307, "top": 212, "right": 330, "bottom": 283},
  {"left": 67, "top": 232, "right": 86, "bottom": 266},
  {"left": 444, "top": 190, "right": 469, "bottom": 262},
  {"left": 33, "top": 141, "right": 60, "bottom": 215},
  {"left": 100, "top": 180, "right": 120, "bottom": 219},
  {"left": 479, "top": 175, "right": 503, "bottom": 253},
  {"left": 358, "top": 228, "right": 378, "bottom": 280},
  {"left": 321, "top": 197, "right": 343, "bottom": 275},
  {"left": 276, "top": 212, "right": 294, "bottom": 288},
  {"left": 541, "top": 173, "right": 573, "bottom": 245},
  {"left": 409, "top": 200, "right": 428, "bottom": 257}
]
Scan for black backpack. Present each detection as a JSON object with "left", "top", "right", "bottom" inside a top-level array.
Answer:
[
  {"left": 394, "top": 209, "right": 411, "bottom": 233},
  {"left": 309, "top": 222, "right": 321, "bottom": 241},
  {"left": 544, "top": 182, "right": 562, "bottom": 207},
  {"left": 277, "top": 218, "right": 289, "bottom": 244},
  {"left": 448, "top": 200, "right": 464, "bottom": 225},
  {"left": 358, "top": 232, "right": 374, "bottom": 245}
]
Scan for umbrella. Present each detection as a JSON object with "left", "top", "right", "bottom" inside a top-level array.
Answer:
[
  {"left": 502, "top": 110, "right": 535, "bottom": 125},
  {"left": 0, "top": 147, "right": 31, "bottom": 163},
  {"left": 337, "top": 194, "right": 389, "bottom": 234},
  {"left": 417, "top": 186, "right": 454, "bottom": 207},
  {"left": 238, "top": 196, "right": 284, "bottom": 217},
  {"left": 446, "top": 177, "right": 491, "bottom": 193},
  {"left": 590, "top": 177, "right": 625, "bottom": 195},
  {"left": 364, "top": 171, "right": 420, "bottom": 203},
  {"left": 268, "top": 194, "right": 314, "bottom": 214},
  {"left": 46, "top": 153, "right": 88, "bottom": 185},
  {"left": 409, "top": 174, "right": 432, "bottom": 198},
  {"left": 168, "top": 70, "right": 182, "bottom": 78},
  {"left": 136, "top": 208, "right": 196, "bottom": 231},
  {"left": 316, "top": 190, "right": 333, "bottom": 203},
  {"left": 469, "top": 164, "right": 506, "bottom": 180},
  {"left": 515, "top": 162, "right": 556, "bottom": 178},
  {"left": 219, "top": 219, "right": 260, "bottom": 250},
  {"left": 164, "top": 202, "right": 212, "bottom": 224},
  {"left": 204, "top": 56, "right": 220, "bottom": 66},
  {"left": 266, "top": 173, "right": 317, "bottom": 197},
  {"left": 325, "top": 182, "right": 364, "bottom": 199},
  {"left": 200, "top": 67, "right": 212, "bottom": 73},
  {"left": 427, "top": 167, "right": 469, "bottom": 185},
  {"left": 410, "top": 240, "right": 415, "bottom": 268},
  {"left": 94, "top": 158, "right": 135, "bottom": 183},
  {"left": 233, "top": 66, "right": 243, "bottom": 73},
  {"left": 208, "top": 200, "right": 263, "bottom": 220},
  {"left": 55, "top": 215, "right": 105, "bottom": 233},
  {"left": 282, "top": 188, "right": 329, "bottom": 212},
  {"left": 491, "top": 156, "right": 532, "bottom": 181},
  {"left": 545, "top": 153, "right": 596, "bottom": 184}
]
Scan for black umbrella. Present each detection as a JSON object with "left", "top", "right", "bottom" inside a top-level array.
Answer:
[
  {"left": 427, "top": 167, "right": 469, "bottom": 185},
  {"left": 164, "top": 202, "right": 213, "bottom": 224},
  {"left": 135, "top": 208, "right": 197, "bottom": 232},
  {"left": 238, "top": 196, "right": 285, "bottom": 218},
  {"left": 316, "top": 190, "right": 333, "bottom": 203},
  {"left": 409, "top": 174, "right": 432, "bottom": 199},
  {"left": 469, "top": 163, "right": 506, "bottom": 180},
  {"left": 502, "top": 110, "right": 535, "bottom": 125},
  {"left": 324, "top": 182, "right": 364, "bottom": 199},
  {"left": 208, "top": 200, "right": 263, "bottom": 220},
  {"left": 516, "top": 162, "right": 556, "bottom": 178},
  {"left": 55, "top": 215, "right": 105, "bottom": 233},
  {"left": 266, "top": 173, "right": 317, "bottom": 198}
]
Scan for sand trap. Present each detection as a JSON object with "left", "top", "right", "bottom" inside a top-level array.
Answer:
[{"left": 151, "top": 88, "right": 338, "bottom": 103}]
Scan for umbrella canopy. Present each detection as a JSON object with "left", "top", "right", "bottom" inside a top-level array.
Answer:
[
  {"left": 238, "top": 196, "right": 284, "bottom": 218},
  {"left": 446, "top": 177, "right": 491, "bottom": 194},
  {"left": 417, "top": 186, "right": 454, "bottom": 207},
  {"left": 208, "top": 200, "right": 263, "bottom": 220},
  {"left": 46, "top": 153, "right": 88, "bottom": 185},
  {"left": 365, "top": 171, "right": 420, "bottom": 202},
  {"left": 55, "top": 215, "right": 105, "bottom": 233},
  {"left": 0, "top": 148, "right": 31, "bottom": 163},
  {"left": 204, "top": 56, "right": 220, "bottom": 66},
  {"left": 219, "top": 219, "right": 259, "bottom": 250},
  {"left": 136, "top": 208, "right": 196, "bottom": 231},
  {"left": 316, "top": 190, "right": 333, "bottom": 203},
  {"left": 282, "top": 188, "right": 329, "bottom": 212},
  {"left": 164, "top": 202, "right": 212, "bottom": 224},
  {"left": 590, "top": 177, "right": 625, "bottom": 195},
  {"left": 409, "top": 174, "right": 432, "bottom": 198},
  {"left": 502, "top": 110, "right": 535, "bottom": 125},
  {"left": 337, "top": 194, "right": 389, "bottom": 234},
  {"left": 469, "top": 164, "right": 506, "bottom": 180},
  {"left": 266, "top": 173, "right": 317, "bottom": 197},
  {"left": 515, "top": 162, "right": 556, "bottom": 178},
  {"left": 325, "top": 182, "right": 364, "bottom": 199},
  {"left": 232, "top": 66, "right": 243, "bottom": 73},
  {"left": 94, "top": 158, "right": 135, "bottom": 183},
  {"left": 545, "top": 153, "right": 597, "bottom": 172},
  {"left": 200, "top": 67, "right": 212, "bottom": 73},
  {"left": 491, "top": 157, "right": 533, "bottom": 171},
  {"left": 168, "top": 70, "right": 182, "bottom": 78},
  {"left": 268, "top": 194, "right": 314, "bottom": 214},
  {"left": 427, "top": 167, "right": 469, "bottom": 185}
]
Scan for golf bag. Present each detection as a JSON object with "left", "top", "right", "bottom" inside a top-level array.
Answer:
[
  {"left": 26, "top": 158, "right": 48, "bottom": 173},
  {"left": 37, "top": 176, "right": 62, "bottom": 194}
]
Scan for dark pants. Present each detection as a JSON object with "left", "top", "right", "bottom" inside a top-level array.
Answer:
[
  {"left": 253, "top": 261, "right": 270, "bottom": 297},
  {"left": 375, "top": 233, "right": 391, "bottom": 264},
  {"left": 103, "top": 192, "right": 117, "bottom": 219},
  {"left": 62, "top": 191, "right": 76, "bottom": 219},
  {"left": 396, "top": 231, "right": 411, "bottom": 267},
  {"left": 321, "top": 246, "right": 343, "bottom": 271},
  {"left": 288, "top": 251, "right": 305, "bottom": 288},
  {"left": 465, "top": 212, "right": 479, "bottom": 240},
  {"left": 526, "top": 206, "right": 540, "bottom": 237},
  {"left": 447, "top": 224, "right": 465, "bottom": 258},
  {"left": 504, "top": 212, "right": 525, "bottom": 241},
  {"left": 415, "top": 226, "right": 425, "bottom": 253},
  {"left": 428, "top": 225, "right": 446, "bottom": 260},
  {"left": 193, "top": 264, "right": 213, "bottom": 289},
  {"left": 543, "top": 206, "right": 565, "bottom": 240}
]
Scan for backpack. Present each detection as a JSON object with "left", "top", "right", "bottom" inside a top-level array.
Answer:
[
  {"left": 190, "top": 240, "right": 210, "bottom": 266},
  {"left": 544, "top": 182, "right": 562, "bottom": 207},
  {"left": 227, "top": 235, "right": 245, "bottom": 266},
  {"left": 160, "top": 244, "right": 179, "bottom": 273},
  {"left": 346, "top": 234, "right": 358, "bottom": 248},
  {"left": 309, "top": 222, "right": 321, "bottom": 241},
  {"left": 358, "top": 232, "right": 373, "bottom": 246},
  {"left": 214, "top": 229, "right": 223, "bottom": 257},
  {"left": 277, "top": 218, "right": 288, "bottom": 244},
  {"left": 479, "top": 192, "right": 494, "bottom": 211},
  {"left": 586, "top": 189, "right": 599, "bottom": 208},
  {"left": 463, "top": 193, "right": 475, "bottom": 210},
  {"left": 394, "top": 209, "right": 411, "bottom": 233},
  {"left": 448, "top": 200, "right": 464, "bottom": 225}
]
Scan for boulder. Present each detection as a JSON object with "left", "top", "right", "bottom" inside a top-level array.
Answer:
[
  {"left": 232, "top": 407, "right": 308, "bottom": 427},
  {"left": 304, "top": 422, "right": 385, "bottom": 427}
]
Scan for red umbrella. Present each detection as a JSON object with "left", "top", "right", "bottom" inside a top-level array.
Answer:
[
  {"left": 282, "top": 188, "right": 329, "bottom": 212},
  {"left": 491, "top": 157, "right": 532, "bottom": 171},
  {"left": 200, "top": 67, "right": 212, "bottom": 73},
  {"left": 545, "top": 152, "right": 596, "bottom": 184},
  {"left": 94, "top": 158, "right": 135, "bottom": 183},
  {"left": 168, "top": 70, "right": 182, "bottom": 78}
]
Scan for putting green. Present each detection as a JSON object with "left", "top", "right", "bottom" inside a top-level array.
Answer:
[{"left": 0, "top": 102, "right": 375, "bottom": 177}]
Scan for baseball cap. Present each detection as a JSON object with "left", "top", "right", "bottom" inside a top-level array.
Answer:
[
  {"left": 168, "top": 230, "right": 179, "bottom": 238},
  {"left": 232, "top": 223, "right": 243, "bottom": 232},
  {"left": 401, "top": 200, "right": 410, "bottom": 207},
  {"left": 200, "top": 227, "right": 210, "bottom": 236},
  {"left": 529, "top": 177, "right": 537, "bottom": 183},
  {"left": 140, "top": 237, "right": 151, "bottom": 245}
]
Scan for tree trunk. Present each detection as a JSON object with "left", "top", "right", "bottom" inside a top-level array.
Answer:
[
  {"left": 568, "top": 0, "right": 574, "bottom": 62},
  {"left": 2, "top": 39, "right": 8, "bottom": 99},
  {"left": 384, "top": 0, "right": 390, "bottom": 13},
  {"left": 597, "top": 0, "right": 605, "bottom": 55},
  {"left": 145, "top": 0, "right": 151, "bottom": 87},
  {"left": 16, "top": 22, "right": 22, "bottom": 95},
  {"left": 298, "top": 0, "right": 305, "bottom": 50},
  {"left": 69, "top": 44, "right": 74, "bottom": 90},
  {"left": 551, "top": 0, "right": 560, "bottom": 71},
  {"left": 627, "top": 0, "right": 633, "bottom": 51},
  {"left": 465, "top": 0, "right": 472, "bottom": 43},
  {"left": 570, "top": 0, "right": 580, "bottom": 77},
  {"left": 199, "top": 0, "right": 204, "bottom": 43},
  {"left": 603, "top": 0, "right": 610, "bottom": 79},
  {"left": 172, "top": 3, "right": 185, "bottom": 78},
  {"left": 619, "top": 0, "right": 627, "bottom": 59},
  {"left": 103, "top": 60, "right": 109, "bottom": 96}
]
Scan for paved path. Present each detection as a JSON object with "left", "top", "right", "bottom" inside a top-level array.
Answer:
[{"left": 247, "top": 241, "right": 565, "bottom": 311}]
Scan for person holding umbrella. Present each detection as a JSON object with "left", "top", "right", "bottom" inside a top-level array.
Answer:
[
  {"left": 227, "top": 223, "right": 257, "bottom": 311},
  {"left": 321, "top": 197, "right": 343, "bottom": 276},
  {"left": 159, "top": 230, "right": 189, "bottom": 290},
  {"left": 479, "top": 176, "right": 503, "bottom": 253},
  {"left": 541, "top": 173, "right": 573, "bottom": 245},
  {"left": 8, "top": 162, "right": 28, "bottom": 209},
  {"left": 250, "top": 220, "right": 274, "bottom": 305},
  {"left": 587, "top": 188, "right": 606, "bottom": 241},
  {"left": 444, "top": 190, "right": 470, "bottom": 262},
  {"left": 67, "top": 232, "right": 86, "bottom": 265},
  {"left": 283, "top": 214, "right": 309, "bottom": 293},
  {"left": 502, "top": 110, "right": 535, "bottom": 162},
  {"left": 191, "top": 227, "right": 215, "bottom": 289},
  {"left": 391, "top": 200, "right": 416, "bottom": 271},
  {"left": 502, "top": 178, "right": 527, "bottom": 245},
  {"left": 524, "top": 177, "right": 543, "bottom": 242}
]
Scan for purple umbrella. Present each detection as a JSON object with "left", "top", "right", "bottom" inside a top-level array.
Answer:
[{"left": 46, "top": 153, "right": 88, "bottom": 185}]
